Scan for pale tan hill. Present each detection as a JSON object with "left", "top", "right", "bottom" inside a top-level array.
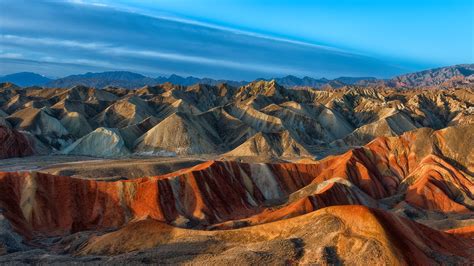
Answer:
[
  {"left": 7, "top": 107, "right": 71, "bottom": 149},
  {"left": 119, "top": 116, "right": 159, "bottom": 149},
  {"left": 260, "top": 102, "right": 353, "bottom": 144},
  {"left": 225, "top": 103, "right": 284, "bottom": 133},
  {"left": 134, "top": 84, "right": 167, "bottom": 95},
  {"left": 134, "top": 112, "right": 223, "bottom": 155},
  {"left": 92, "top": 96, "right": 155, "bottom": 128},
  {"left": 278, "top": 101, "right": 354, "bottom": 138},
  {"left": 334, "top": 110, "right": 418, "bottom": 146},
  {"left": 61, "top": 127, "right": 130, "bottom": 157},
  {"left": 7, "top": 108, "right": 67, "bottom": 134},
  {"left": 235, "top": 80, "right": 293, "bottom": 103},
  {"left": 225, "top": 130, "right": 311, "bottom": 158},
  {"left": 2, "top": 94, "right": 33, "bottom": 114},
  {"left": 50, "top": 98, "right": 100, "bottom": 119},
  {"left": 173, "top": 83, "right": 236, "bottom": 111},
  {"left": 60, "top": 112, "right": 93, "bottom": 138},
  {"left": 61, "top": 85, "right": 118, "bottom": 102},
  {"left": 197, "top": 107, "right": 257, "bottom": 149}
]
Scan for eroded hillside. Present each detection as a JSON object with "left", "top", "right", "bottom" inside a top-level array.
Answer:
[
  {"left": 1, "top": 81, "right": 473, "bottom": 159},
  {"left": 0, "top": 81, "right": 473, "bottom": 264}
]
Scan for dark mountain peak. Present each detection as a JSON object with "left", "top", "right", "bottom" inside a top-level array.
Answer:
[
  {"left": 46, "top": 71, "right": 156, "bottom": 89},
  {"left": 0, "top": 72, "right": 52, "bottom": 87},
  {"left": 302, "top": 76, "right": 327, "bottom": 82},
  {"left": 158, "top": 74, "right": 201, "bottom": 86},
  {"left": 280, "top": 75, "right": 300, "bottom": 80},
  {"left": 168, "top": 74, "right": 183, "bottom": 79},
  {"left": 6, "top": 71, "right": 40, "bottom": 76},
  {"left": 82, "top": 71, "right": 147, "bottom": 79}
]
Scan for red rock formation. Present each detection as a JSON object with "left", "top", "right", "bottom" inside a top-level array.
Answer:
[
  {"left": 2, "top": 126, "right": 474, "bottom": 238},
  {"left": 213, "top": 179, "right": 379, "bottom": 229},
  {"left": 0, "top": 126, "right": 33, "bottom": 159},
  {"left": 0, "top": 161, "right": 315, "bottom": 237},
  {"left": 404, "top": 155, "right": 473, "bottom": 213},
  {"left": 0, "top": 129, "right": 472, "bottom": 240}
]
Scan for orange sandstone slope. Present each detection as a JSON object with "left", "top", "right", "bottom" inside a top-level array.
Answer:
[{"left": 78, "top": 205, "right": 474, "bottom": 265}]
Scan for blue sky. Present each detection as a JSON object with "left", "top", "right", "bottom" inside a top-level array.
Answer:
[{"left": 0, "top": 0, "right": 472, "bottom": 79}]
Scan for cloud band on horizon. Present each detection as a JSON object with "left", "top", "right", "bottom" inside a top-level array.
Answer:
[{"left": 0, "top": 0, "right": 413, "bottom": 79}]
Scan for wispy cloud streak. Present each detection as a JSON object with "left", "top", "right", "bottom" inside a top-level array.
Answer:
[
  {"left": 0, "top": 0, "right": 410, "bottom": 79},
  {"left": 0, "top": 34, "right": 305, "bottom": 75}
]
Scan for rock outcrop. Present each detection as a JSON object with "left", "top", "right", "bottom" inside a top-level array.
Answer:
[
  {"left": 61, "top": 127, "right": 130, "bottom": 157},
  {"left": 134, "top": 112, "right": 223, "bottom": 155},
  {"left": 0, "top": 126, "right": 33, "bottom": 159},
  {"left": 226, "top": 131, "right": 311, "bottom": 158}
]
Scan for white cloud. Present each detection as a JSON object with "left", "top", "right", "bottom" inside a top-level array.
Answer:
[
  {"left": 69, "top": 0, "right": 350, "bottom": 55},
  {"left": 1, "top": 35, "right": 110, "bottom": 50},
  {"left": 0, "top": 52, "right": 23, "bottom": 59},
  {"left": 0, "top": 34, "right": 310, "bottom": 75},
  {"left": 66, "top": 0, "right": 108, "bottom": 7},
  {"left": 0, "top": 0, "right": 414, "bottom": 79}
]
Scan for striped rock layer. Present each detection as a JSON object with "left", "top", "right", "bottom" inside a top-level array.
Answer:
[{"left": 1, "top": 130, "right": 472, "bottom": 237}]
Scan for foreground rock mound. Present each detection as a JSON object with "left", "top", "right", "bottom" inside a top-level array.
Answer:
[
  {"left": 0, "top": 204, "right": 472, "bottom": 264},
  {"left": 77, "top": 206, "right": 473, "bottom": 265}
]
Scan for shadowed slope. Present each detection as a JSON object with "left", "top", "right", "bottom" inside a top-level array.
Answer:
[{"left": 0, "top": 126, "right": 33, "bottom": 159}]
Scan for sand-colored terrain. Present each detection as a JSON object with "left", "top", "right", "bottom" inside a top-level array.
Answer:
[{"left": 0, "top": 82, "right": 473, "bottom": 263}]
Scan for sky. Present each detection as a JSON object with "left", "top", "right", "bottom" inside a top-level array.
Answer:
[{"left": 0, "top": 0, "right": 472, "bottom": 80}]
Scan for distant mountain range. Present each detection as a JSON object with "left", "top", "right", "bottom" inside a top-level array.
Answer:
[
  {"left": 1, "top": 64, "right": 472, "bottom": 89},
  {"left": 46, "top": 71, "right": 157, "bottom": 89},
  {"left": 0, "top": 72, "right": 52, "bottom": 87},
  {"left": 389, "top": 64, "right": 474, "bottom": 87}
]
